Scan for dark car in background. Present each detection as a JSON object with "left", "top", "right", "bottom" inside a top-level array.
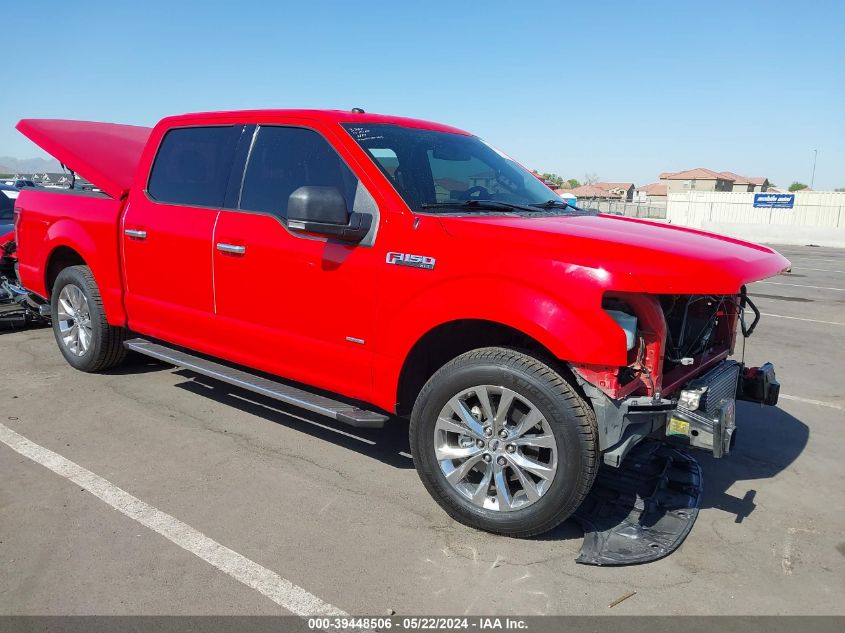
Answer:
[{"left": 0, "top": 184, "right": 17, "bottom": 236}]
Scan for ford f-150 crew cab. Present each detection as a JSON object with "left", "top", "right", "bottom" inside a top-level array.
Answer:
[{"left": 12, "top": 110, "right": 787, "bottom": 539}]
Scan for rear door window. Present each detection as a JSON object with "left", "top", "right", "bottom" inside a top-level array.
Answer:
[{"left": 147, "top": 126, "right": 242, "bottom": 208}]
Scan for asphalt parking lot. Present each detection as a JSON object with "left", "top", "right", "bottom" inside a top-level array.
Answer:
[{"left": 1, "top": 244, "right": 844, "bottom": 616}]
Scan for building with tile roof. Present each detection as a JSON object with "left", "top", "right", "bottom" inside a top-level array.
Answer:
[
  {"left": 660, "top": 168, "right": 770, "bottom": 193},
  {"left": 634, "top": 182, "right": 668, "bottom": 202},
  {"left": 592, "top": 182, "right": 635, "bottom": 201}
]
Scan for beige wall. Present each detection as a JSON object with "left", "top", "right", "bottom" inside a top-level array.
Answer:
[
  {"left": 731, "top": 182, "right": 754, "bottom": 192},
  {"left": 733, "top": 183, "right": 769, "bottom": 192},
  {"left": 666, "top": 190, "right": 845, "bottom": 247},
  {"left": 635, "top": 191, "right": 667, "bottom": 203},
  {"left": 660, "top": 177, "right": 733, "bottom": 193}
]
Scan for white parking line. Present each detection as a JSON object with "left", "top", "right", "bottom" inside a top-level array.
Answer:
[
  {"left": 780, "top": 394, "right": 844, "bottom": 411},
  {"left": 789, "top": 267, "right": 845, "bottom": 274},
  {"left": 781, "top": 257, "right": 844, "bottom": 264},
  {"left": 759, "top": 312, "right": 845, "bottom": 326},
  {"left": 755, "top": 281, "right": 845, "bottom": 292},
  {"left": 0, "top": 422, "right": 348, "bottom": 619},
  {"left": 775, "top": 250, "right": 841, "bottom": 255}
]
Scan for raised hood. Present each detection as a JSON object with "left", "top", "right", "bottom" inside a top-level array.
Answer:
[
  {"left": 441, "top": 213, "right": 791, "bottom": 294},
  {"left": 16, "top": 119, "right": 152, "bottom": 199}
]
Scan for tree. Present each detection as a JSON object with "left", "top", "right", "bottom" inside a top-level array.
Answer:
[
  {"left": 789, "top": 182, "right": 809, "bottom": 192},
  {"left": 531, "top": 171, "right": 566, "bottom": 187},
  {"left": 541, "top": 172, "right": 565, "bottom": 187},
  {"left": 583, "top": 172, "right": 600, "bottom": 185},
  {"left": 530, "top": 173, "right": 582, "bottom": 190}
]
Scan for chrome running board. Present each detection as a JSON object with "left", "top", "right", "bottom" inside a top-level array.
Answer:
[{"left": 124, "top": 338, "right": 388, "bottom": 429}]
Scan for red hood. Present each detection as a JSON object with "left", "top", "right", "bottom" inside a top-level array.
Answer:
[
  {"left": 16, "top": 119, "right": 152, "bottom": 199},
  {"left": 440, "top": 213, "right": 790, "bottom": 294}
]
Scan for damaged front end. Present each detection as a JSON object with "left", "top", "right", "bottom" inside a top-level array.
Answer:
[
  {"left": 573, "top": 288, "right": 779, "bottom": 464},
  {"left": 569, "top": 288, "right": 780, "bottom": 565}
]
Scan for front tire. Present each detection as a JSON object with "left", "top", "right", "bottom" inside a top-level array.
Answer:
[
  {"left": 410, "top": 347, "right": 598, "bottom": 537},
  {"left": 51, "top": 265, "right": 127, "bottom": 372}
]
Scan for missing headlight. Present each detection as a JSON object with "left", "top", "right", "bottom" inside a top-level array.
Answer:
[{"left": 604, "top": 309, "right": 638, "bottom": 351}]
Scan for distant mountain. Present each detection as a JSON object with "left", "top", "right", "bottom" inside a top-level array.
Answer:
[{"left": 0, "top": 156, "right": 63, "bottom": 174}]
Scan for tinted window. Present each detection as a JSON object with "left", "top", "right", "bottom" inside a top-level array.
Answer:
[
  {"left": 239, "top": 126, "right": 359, "bottom": 219},
  {"left": 148, "top": 126, "right": 242, "bottom": 207}
]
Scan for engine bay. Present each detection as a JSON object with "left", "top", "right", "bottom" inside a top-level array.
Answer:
[{"left": 660, "top": 293, "right": 739, "bottom": 372}]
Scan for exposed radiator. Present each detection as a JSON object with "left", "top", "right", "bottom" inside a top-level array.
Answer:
[{"left": 690, "top": 361, "right": 741, "bottom": 415}]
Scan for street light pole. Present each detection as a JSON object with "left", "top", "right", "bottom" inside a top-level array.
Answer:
[{"left": 811, "top": 149, "right": 817, "bottom": 189}]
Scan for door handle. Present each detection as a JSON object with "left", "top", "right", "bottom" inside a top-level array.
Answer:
[
  {"left": 216, "top": 242, "right": 246, "bottom": 255},
  {"left": 124, "top": 229, "right": 147, "bottom": 240}
]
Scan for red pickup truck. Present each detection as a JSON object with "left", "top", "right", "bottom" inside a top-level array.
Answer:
[{"left": 13, "top": 110, "right": 787, "bottom": 539}]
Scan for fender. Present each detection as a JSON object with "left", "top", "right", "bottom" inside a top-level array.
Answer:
[
  {"left": 41, "top": 218, "right": 127, "bottom": 326},
  {"left": 371, "top": 275, "right": 629, "bottom": 411}
]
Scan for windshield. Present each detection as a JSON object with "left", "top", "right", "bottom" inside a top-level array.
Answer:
[{"left": 343, "top": 123, "right": 558, "bottom": 213}]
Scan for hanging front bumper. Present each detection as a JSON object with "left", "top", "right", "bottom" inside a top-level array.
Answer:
[
  {"left": 584, "top": 359, "right": 780, "bottom": 465},
  {"left": 668, "top": 395, "right": 738, "bottom": 458},
  {"left": 666, "top": 359, "right": 774, "bottom": 458}
]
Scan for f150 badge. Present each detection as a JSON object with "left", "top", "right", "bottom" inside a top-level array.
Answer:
[{"left": 386, "top": 252, "right": 436, "bottom": 270}]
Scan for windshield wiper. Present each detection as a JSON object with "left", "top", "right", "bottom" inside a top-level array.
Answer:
[
  {"left": 420, "top": 200, "right": 537, "bottom": 213},
  {"left": 529, "top": 199, "right": 578, "bottom": 210},
  {"left": 528, "top": 199, "right": 598, "bottom": 215},
  {"left": 420, "top": 199, "right": 597, "bottom": 216}
]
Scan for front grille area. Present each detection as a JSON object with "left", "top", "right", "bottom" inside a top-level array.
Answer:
[
  {"left": 684, "top": 361, "right": 741, "bottom": 416},
  {"left": 673, "top": 359, "right": 741, "bottom": 458}
]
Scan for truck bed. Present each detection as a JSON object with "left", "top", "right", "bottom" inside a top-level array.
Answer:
[{"left": 15, "top": 188, "right": 128, "bottom": 325}]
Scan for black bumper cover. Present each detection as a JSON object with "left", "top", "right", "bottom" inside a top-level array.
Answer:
[{"left": 573, "top": 440, "right": 702, "bottom": 566}]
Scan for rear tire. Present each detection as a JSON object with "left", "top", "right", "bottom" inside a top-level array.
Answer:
[
  {"left": 51, "top": 265, "right": 127, "bottom": 372},
  {"left": 410, "top": 347, "right": 598, "bottom": 537}
]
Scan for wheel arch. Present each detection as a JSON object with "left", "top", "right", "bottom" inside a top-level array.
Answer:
[
  {"left": 395, "top": 318, "right": 579, "bottom": 416},
  {"left": 45, "top": 245, "right": 87, "bottom": 297},
  {"left": 40, "top": 219, "right": 127, "bottom": 325},
  {"left": 374, "top": 276, "right": 627, "bottom": 413}
]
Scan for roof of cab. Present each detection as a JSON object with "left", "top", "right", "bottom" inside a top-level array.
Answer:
[
  {"left": 16, "top": 110, "right": 471, "bottom": 199},
  {"left": 156, "top": 109, "right": 472, "bottom": 136}
]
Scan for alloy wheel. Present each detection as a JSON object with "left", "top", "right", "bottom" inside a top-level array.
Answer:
[
  {"left": 434, "top": 385, "right": 558, "bottom": 512},
  {"left": 57, "top": 284, "right": 93, "bottom": 356}
]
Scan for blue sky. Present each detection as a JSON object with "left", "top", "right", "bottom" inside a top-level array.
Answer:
[{"left": 3, "top": 0, "right": 843, "bottom": 189}]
